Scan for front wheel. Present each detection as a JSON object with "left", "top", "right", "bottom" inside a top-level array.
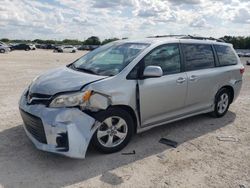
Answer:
[
  {"left": 0, "top": 49, "right": 5, "bottom": 53},
  {"left": 211, "top": 88, "right": 231, "bottom": 118},
  {"left": 92, "top": 108, "right": 134, "bottom": 153}
]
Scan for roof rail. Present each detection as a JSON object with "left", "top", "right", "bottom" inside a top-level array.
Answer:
[
  {"left": 147, "top": 35, "right": 225, "bottom": 42},
  {"left": 147, "top": 35, "right": 187, "bottom": 38},
  {"left": 180, "top": 35, "right": 225, "bottom": 42}
]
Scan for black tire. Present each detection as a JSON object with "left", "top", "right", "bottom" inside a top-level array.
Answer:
[
  {"left": 0, "top": 49, "right": 5, "bottom": 53},
  {"left": 211, "top": 88, "right": 231, "bottom": 118},
  {"left": 92, "top": 107, "right": 134, "bottom": 153},
  {"left": 25, "top": 48, "right": 30, "bottom": 51},
  {"left": 72, "top": 50, "right": 76, "bottom": 53}
]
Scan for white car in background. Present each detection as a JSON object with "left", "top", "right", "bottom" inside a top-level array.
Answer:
[
  {"left": 0, "top": 44, "right": 11, "bottom": 53},
  {"left": 55, "top": 46, "right": 77, "bottom": 53},
  {"left": 29, "top": 44, "right": 36, "bottom": 50}
]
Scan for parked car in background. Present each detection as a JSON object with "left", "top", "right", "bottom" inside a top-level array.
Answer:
[
  {"left": 28, "top": 44, "right": 36, "bottom": 50},
  {"left": 78, "top": 45, "right": 89, "bottom": 51},
  {"left": 11, "top": 44, "right": 35, "bottom": 51},
  {"left": 54, "top": 45, "right": 77, "bottom": 53},
  {"left": 19, "top": 36, "right": 244, "bottom": 159},
  {"left": 88, "top": 45, "right": 100, "bottom": 51},
  {"left": 53, "top": 46, "right": 61, "bottom": 52},
  {"left": 0, "top": 41, "right": 8, "bottom": 46},
  {"left": 245, "top": 53, "right": 250, "bottom": 57},
  {"left": 0, "top": 44, "right": 11, "bottom": 53},
  {"left": 78, "top": 45, "right": 100, "bottom": 51},
  {"left": 36, "top": 44, "right": 56, "bottom": 49},
  {"left": 237, "top": 52, "right": 245, "bottom": 57}
]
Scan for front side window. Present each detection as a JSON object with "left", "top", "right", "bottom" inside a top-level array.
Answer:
[
  {"left": 144, "top": 44, "right": 181, "bottom": 75},
  {"left": 182, "top": 44, "right": 215, "bottom": 71},
  {"left": 72, "top": 42, "right": 149, "bottom": 76},
  {"left": 214, "top": 45, "right": 238, "bottom": 66}
]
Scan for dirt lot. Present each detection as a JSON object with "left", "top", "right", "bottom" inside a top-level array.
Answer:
[{"left": 0, "top": 50, "right": 249, "bottom": 188}]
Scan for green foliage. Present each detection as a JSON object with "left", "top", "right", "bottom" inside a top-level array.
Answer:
[
  {"left": 220, "top": 36, "right": 250, "bottom": 49},
  {"left": 0, "top": 38, "right": 10, "bottom": 43},
  {"left": 83, "top": 36, "right": 101, "bottom": 45},
  {"left": 102, "top": 38, "right": 119, "bottom": 45},
  {"left": 1, "top": 35, "right": 250, "bottom": 49},
  {"left": 62, "top": 39, "right": 82, "bottom": 45}
]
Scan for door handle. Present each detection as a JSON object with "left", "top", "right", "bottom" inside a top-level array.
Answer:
[
  {"left": 189, "top": 75, "right": 198, "bottom": 81},
  {"left": 176, "top": 77, "right": 186, "bottom": 84}
]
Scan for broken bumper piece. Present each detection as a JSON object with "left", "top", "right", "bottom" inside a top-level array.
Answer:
[{"left": 19, "top": 90, "right": 100, "bottom": 159}]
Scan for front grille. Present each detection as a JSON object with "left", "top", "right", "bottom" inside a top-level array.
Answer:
[
  {"left": 29, "top": 99, "right": 51, "bottom": 106},
  {"left": 26, "top": 92, "right": 52, "bottom": 106},
  {"left": 20, "top": 109, "right": 47, "bottom": 144}
]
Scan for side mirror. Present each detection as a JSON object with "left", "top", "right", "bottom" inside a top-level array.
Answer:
[{"left": 143, "top": 66, "right": 163, "bottom": 78}]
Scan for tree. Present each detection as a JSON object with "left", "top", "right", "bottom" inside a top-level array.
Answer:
[
  {"left": 62, "top": 39, "right": 82, "bottom": 45},
  {"left": 0, "top": 38, "right": 10, "bottom": 43},
  {"left": 102, "top": 38, "right": 119, "bottom": 45},
  {"left": 220, "top": 36, "right": 250, "bottom": 49},
  {"left": 83, "top": 36, "right": 101, "bottom": 45},
  {"left": 2, "top": 35, "right": 250, "bottom": 49},
  {"left": 33, "top": 39, "right": 44, "bottom": 44}
]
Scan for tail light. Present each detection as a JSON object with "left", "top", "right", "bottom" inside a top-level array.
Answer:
[{"left": 240, "top": 67, "right": 245, "bottom": 74}]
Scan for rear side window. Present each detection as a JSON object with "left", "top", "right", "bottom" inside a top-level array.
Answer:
[
  {"left": 182, "top": 44, "right": 215, "bottom": 71},
  {"left": 214, "top": 45, "right": 238, "bottom": 66}
]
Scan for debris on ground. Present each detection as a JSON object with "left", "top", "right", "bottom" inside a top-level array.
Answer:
[
  {"left": 159, "top": 138, "right": 178, "bottom": 148},
  {"left": 156, "top": 153, "right": 166, "bottom": 160},
  {"left": 216, "top": 136, "right": 239, "bottom": 142},
  {"left": 239, "top": 184, "right": 246, "bottom": 188},
  {"left": 121, "top": 150, "right": 136, "bottom": 155}
]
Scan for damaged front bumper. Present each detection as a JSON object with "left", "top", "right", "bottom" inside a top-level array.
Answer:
[{"left": 19, "top": 89, "right": 100, "bottom": 159}]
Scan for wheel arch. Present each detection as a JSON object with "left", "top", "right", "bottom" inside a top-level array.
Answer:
[
  {"left": 108, "top": 105, "right": 138, "bottom": 134},
  {"left": 216, "top": 85, "right": 234, "bottom": 104}
]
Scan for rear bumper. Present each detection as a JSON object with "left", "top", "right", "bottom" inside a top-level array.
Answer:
[{"left": 19, "top": 89, "right": 100, "bottom": 159}]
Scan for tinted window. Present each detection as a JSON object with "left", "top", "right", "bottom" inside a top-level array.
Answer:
[
  {"left": 144, "top": 44, "right": 181, "bottom": 75},
  {"left": 214, "top": 45, "right": 237, "bottom": 66},
  {"left": 127, "top": 64, "right": 140, "bottom": 79},
  {"left": 182, "top": 44, "right": 215, "bottom": 71}
]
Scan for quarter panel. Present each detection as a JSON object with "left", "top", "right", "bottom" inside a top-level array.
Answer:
[{"left": 185, "top": 68, "right": 229, "bottom": 111}]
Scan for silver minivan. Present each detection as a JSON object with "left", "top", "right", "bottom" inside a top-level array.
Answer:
[{"left": 19, "top": 36, "right": 244, "bottom": 158}]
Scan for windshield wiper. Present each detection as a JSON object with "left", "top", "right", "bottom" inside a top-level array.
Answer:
[{"left": 71, "top": 64, "right": 99, "bottom": 75}]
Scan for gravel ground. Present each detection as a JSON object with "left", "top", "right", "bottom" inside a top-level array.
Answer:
[{"left": 0, "top": 50, "right": 249, "bottom": 188}]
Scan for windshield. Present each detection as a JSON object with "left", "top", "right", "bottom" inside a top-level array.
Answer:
[{"left": 71, "top": 42, "right": 149, "bottom": 76}]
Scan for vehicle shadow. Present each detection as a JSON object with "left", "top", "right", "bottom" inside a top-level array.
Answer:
[{"left": 0, "top": 111, "right": 236, "bottom": 188}]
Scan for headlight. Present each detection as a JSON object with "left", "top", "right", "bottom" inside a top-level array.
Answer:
[{"left": 49, "top": 91, "right": 92, "bottom": 108}]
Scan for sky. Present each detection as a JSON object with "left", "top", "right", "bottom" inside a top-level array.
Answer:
[{"left": 0, "top": 0, "right": 249, "bottom": 40}]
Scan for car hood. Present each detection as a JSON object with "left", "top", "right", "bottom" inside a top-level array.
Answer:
[{"left": 29, "top": 66, "right": 107, "bottom": 95}]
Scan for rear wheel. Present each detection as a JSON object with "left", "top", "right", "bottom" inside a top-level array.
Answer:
[
  {"left": 212, "top": 88, "right": 231, "bottom": 118},
  {"left": 92, "top": 108, "right": 134, "bottom": 153},
  {"left": 0, "top": 49, "right": 5, "bottom": 53}
]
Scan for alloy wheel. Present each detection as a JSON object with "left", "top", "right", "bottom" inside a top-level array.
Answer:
[
  {"left": 217, "top": 93, "right": 229, "bottom": 114},
  {"left": 97, "top": 116, "right": 128, "bottom": 148}
]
